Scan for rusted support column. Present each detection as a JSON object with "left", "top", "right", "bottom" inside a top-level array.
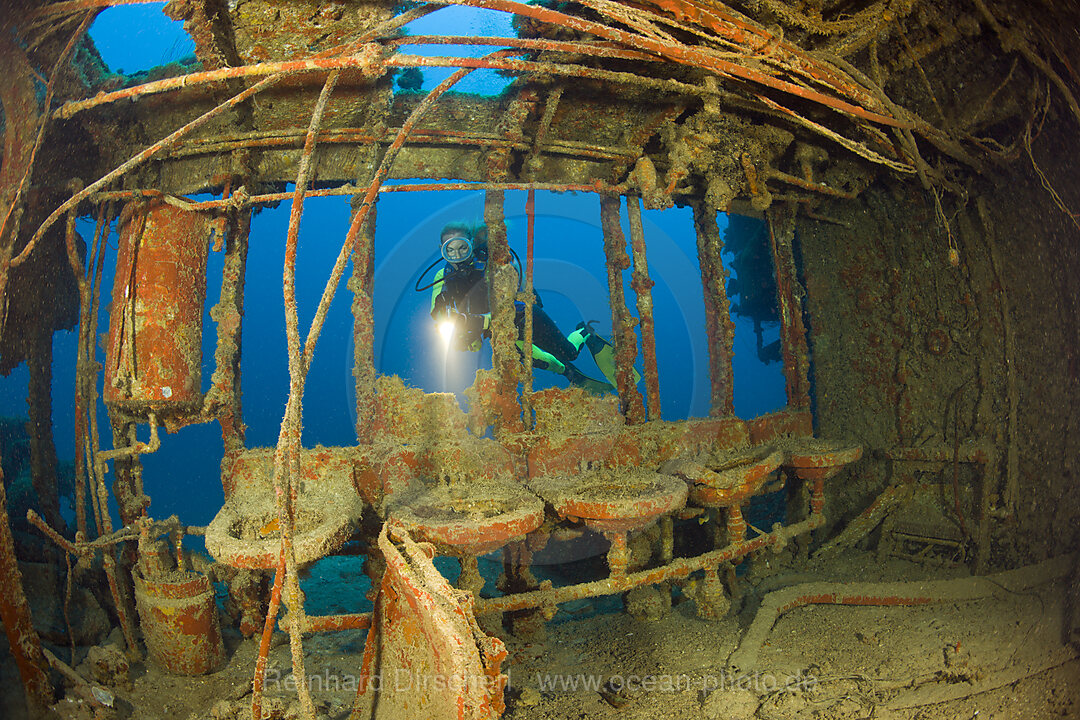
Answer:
[
  {"left": 207, "top": 182, "right": 251, "bottom": 459},
  {"left": 520, "top": 190, "right": 536, "bottom": 428},
  {"left": 626, "top": 197, "right": 661, "bottom": 420},
  {"left": 28, "top": 330, "right": 64, "bottom": 534},
  {"left": 691, "top": 202, "right": 736, "bottom": 416},
  {"left": 109, "top": 419, "right": 147, "bottom": 527},
  {"left": 484, "top": 190, "right": 524, "bottom": 434},
  {"left": 766, "top": 205, "right": 812, "bottom": 408},
  {"left": 350, "top": 199, "right": 377, "bottom": 444},
  {"left": 599, "top": 196, "right": 646, "bottom": 423},
  {"left": 0, "top": 463, "right": 53, "bottom": 716}
]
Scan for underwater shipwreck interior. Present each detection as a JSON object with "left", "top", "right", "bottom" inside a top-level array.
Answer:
[{"left": 2, "top": 0, "right": 1080, "bottom": 718}]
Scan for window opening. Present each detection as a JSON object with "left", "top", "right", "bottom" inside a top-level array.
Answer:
[
  {"left": 88, "top": 2, "right": 196, "bottom": 76},
  {"left": 241, "top": 193, "right": 356, "bottom": 450},
  {"left": 395, "top": 5, "right": 518, "bottom": 96},
  {"left": 723, "top": 214, "right": 788, "bottom": 418}
]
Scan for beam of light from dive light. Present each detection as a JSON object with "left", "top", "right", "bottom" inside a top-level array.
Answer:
[{"left": 438, "top": 319, "right": 456, "bottom": 349}]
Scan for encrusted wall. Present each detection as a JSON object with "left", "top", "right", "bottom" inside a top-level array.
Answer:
[{"left": 799, "top": 111, "right": 1080, "bottom": 565}]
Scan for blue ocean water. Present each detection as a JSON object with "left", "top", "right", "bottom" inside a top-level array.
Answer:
[{"left": 1, "top": 4, "right": 788, "bottom": 534}]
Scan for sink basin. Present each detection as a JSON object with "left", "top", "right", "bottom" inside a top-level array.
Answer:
[
  {"left": 386, "top": 477, "right": 545, "bottom": 555},
  {"left": 665, "top": 445, "right": 784, "bottom": 508},
  {"left": 781, "top": 438, "right": 863, "bottom": 480},
  {"left": 527, "top": 467, "right": 688, "bottom": 533},
  {"left": 205, "top": 448, "right": 363, "bottom": 569}
]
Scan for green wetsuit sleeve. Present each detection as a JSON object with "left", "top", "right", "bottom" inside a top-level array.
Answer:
[{"left": 430, "top": 267, "right": 446, "bottom": 317}]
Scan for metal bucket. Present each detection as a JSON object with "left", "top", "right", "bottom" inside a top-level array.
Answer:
[{"left": 133, "top": 570, "right": 225, "bottom": 675}]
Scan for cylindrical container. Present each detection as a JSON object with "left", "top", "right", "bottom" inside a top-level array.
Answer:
[
  {"left": 105, "top": 200, "right": 211, "bottom": 416},
  {"left": 133, "top": 570, "right": 225, "bottom": 675}
]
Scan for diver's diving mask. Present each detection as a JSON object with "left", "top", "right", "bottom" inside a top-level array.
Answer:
[{"left": 440, "top": 235, "right": 474, "bottom": 266}]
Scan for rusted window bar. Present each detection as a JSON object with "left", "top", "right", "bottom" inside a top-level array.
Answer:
[
  {"left": 599, "top": 196, "right": 646, "bottom": 424},
  {"left": 485, "top": 190, "right": 525, "bottom": 434},
  {"left": 351, "top": 201, "right": 378, "bottom": 443},
  {"left": 626, "top": 197, "right": 662, "bottom": 420},
  {"left": 766, "top": 205, "right": 812, "bottom": 409},
  {"left": 69, "top": 201, "right": 112, "bottom": 541},
  {"left": 691, "top": 202, "right": 736, "bottom": 416},
  {"left": 520, "top": 190, "right": 537, "bottom": 428},
  {"left": 206, "top": 181, "right": 250, "bottom": 459}
]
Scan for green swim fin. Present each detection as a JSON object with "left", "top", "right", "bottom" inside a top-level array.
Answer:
[
  {"left": 583, "top": 328, "right": 642, "bottom": 388},
  {"left": 563, "top": 362, "right": 616, "bottom": 396}
]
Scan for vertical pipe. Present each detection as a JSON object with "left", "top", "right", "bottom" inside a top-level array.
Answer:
[
  {"left": 484, "top": 190, "right": 523, "bottom": 434},
  {"left": 28, "top": 325, "right": 63, "bottom": 534},
  {"left": 0, "top": 463, "right": 52, "bottom": 715},
  {"left": 626, "top": 197, "right": 661, "bottom": 420},
  {"left": 251, "top": 551, "right": 286, "bottom": 720},
  {"left": 599, "top": 196, "right": 646, "bottom": 423},
  {"left": 726, "top": 505, "right": 746, "bottom": 543},
  {"left": 521, "top": 189, "right": 536, "bottom": 428},
  {"left": 90, "top": 443, "right": 141, "bottom": 659},
  {"left": 351, "top": 199, "right": 377, "bottom": 443},
  {"left": 691, "top": 202, "right": 736, "bottom": 416},
  {"left": 85, "top": 204, "right": 114, "bottom": 539},
  {"left": 69, "top": 203, "right": 110, "bottom": 541},
  {"left": 605, "top": 531, "right": 630, "bottom": 577},
  {"left": 109, "top": 419, "right": 143, "bottom": 526},
  {"left": 210, "top": 185, "right": 250, "bottom": 459},
  {"left": 766, "top": 205, "right": 812, "bottom": 408}
]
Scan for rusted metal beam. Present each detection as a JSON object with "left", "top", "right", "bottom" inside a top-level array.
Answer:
[
  {"left": 691, "top": 202, "right": 736, "bottom": 416},
  {"left": 28, "top": 328, "right": 64, "bottom": 534},
  {"left": 206, "top": 180, "right": 250, "bottom": 458},
  {"left": 521, "top": 189, "right": 536, "bottom": 427},
  {"left": 389, "top": 33, "right": 660, "bottom": 64},
  {"left": 766, "top": 205, "right": 812, "bottom": 409},
  {"left": 18, "top": 70, "right": 295, "bottom": 271},
  {"left": 275, "top": 66, "right": 345, "bottom": 720},
  {"left": 599, "top": 196, "right": 646, "bottom": 423},
  {"left": 626, "top": 197, "right": 662, "bottom": 420},
  {"left": 476, "top": 513, "right": 822, "bottom": 616},
  {"left": 426, "top": 0, "right": 910, "bottom": 128},
  {"left": 68, "top": 198, "right": 114, "bottom": 540},
  {"left": 29, "top": 0, "right": 154, "bottom": 17},
  {"left": 94, "top": 181, "right": 627, "bottom": 209},
  {"left": 165, "top": 127, "right": 641, "bottom": 163},
  {"left": 251, "top": 551, "right": 285, "bottom": 720},
  {"left": 52, "top": 53, "right": 383, "bottom": 121},
  {"left": 766, "top": 167, "right": 859, "bottom": 199},
  {"left": 351, "top": 200, "right": 377, "bottom": 444},
  {"left": 485, "top": 190, "right": 524, "bottom": 434}
]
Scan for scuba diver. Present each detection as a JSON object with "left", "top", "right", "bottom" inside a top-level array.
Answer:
[{"left": 417, "top": 221, "right": 634, "bottom": 395}]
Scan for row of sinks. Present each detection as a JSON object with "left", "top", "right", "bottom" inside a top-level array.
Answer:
[
  {"left": 384, "top": 436, "right": 861, "bottom": 556},
  {"left": 204, "top": 436, "right": 862, "bottom": 568}
]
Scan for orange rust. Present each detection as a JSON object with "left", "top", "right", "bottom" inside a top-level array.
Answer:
[
  {"left": 104, "top": 200, "right": 212, "bottom": 416},
  {"left": 748, "top": 408, "right": 814, "bottom": 444},
  {"left": 133, "top": 570, "right": 225, "bottom": 675}
]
